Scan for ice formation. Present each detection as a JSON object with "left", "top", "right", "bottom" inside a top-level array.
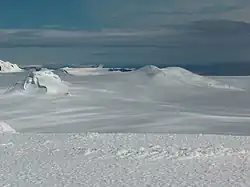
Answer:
[
  {"left": 0, "top": 60, "right": 23, "bottom": 73},
  {"left": 5, "top": 70, "right": 69, "bottom": 94},
  {"left": 0, "top": 121, "right": 16, "bottom": 133}
]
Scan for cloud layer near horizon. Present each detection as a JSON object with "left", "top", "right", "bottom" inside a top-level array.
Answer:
[{"left": 0, "top": 1, "right": 250, "bottom": 66}]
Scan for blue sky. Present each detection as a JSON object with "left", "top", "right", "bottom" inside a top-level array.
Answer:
[{"left": 0, "top": 0, "right": 250, "bottom": 67}]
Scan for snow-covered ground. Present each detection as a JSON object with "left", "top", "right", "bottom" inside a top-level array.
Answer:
[
  {"left": 0, "top": 133, "right": 250, "bottom": 186},
  {"left": 1, "top": 63, "right": 250, "bottom": 186},
  {"left": 0, "top": 65, "right": 249, "bottom": 134}
]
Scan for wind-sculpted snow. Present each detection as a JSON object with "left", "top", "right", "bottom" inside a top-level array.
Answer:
[
  {"left": 0, "top": 121, "right": 16, "bottom": 133},
  {"left": 0, "top": 60, "right": 23, "bottom": 73},
  {"left": 0, "top": 133, "right": 250, "bottom": 186},
  {"left": 137, "top": 65, "right": 242, "bottom": 90},
  {"left": 4, "top": 70, "right": 69, "bottom": 95}
]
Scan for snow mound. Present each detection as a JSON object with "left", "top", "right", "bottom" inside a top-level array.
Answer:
[
  {"left": 0, "top": 121, "right": 16, "bottom": 133},
  {"left": 5, "top": 70, "right": 69, "bottom": 94},
  {"left": 137, "top": 65, "right": 242, "bottom": 90},
  {"left": 0, "top": 60, "right": 23, "bottom": 73},
  {"left": 137, "top": 65, "right": 163, "bottom": 76}
]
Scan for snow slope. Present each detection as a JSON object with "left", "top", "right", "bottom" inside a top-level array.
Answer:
[
  {"left": 0, "top": 60, "right": 23, "bottom": 73},
  {"left": 0, "top": 66, "right": 249, "bottom": 134},
  {"left": 0, "top": 133, "right": 249, "bottom": 186},
  {"left": 137, "top": 65, "right": 242, "bottom": 90},
  {"left": 0, "top": 64, "right": 250, "bottom": 186},
  {"left": 4, "top": 70, "right": 69, "bottom": 95}
]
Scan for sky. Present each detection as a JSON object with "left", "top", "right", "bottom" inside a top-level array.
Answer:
[{"left": 0, "top": 0, "right": 250, "bottom": 67}]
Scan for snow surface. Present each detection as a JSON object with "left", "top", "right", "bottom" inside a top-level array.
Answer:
[
  {"left": 0, "top": 65, "right": 249, "bottom": 134},
  {"left": 0, "top": 133, "right": 250, "bottom": 186},
  {"left": 0, "top": 60, "right": 23, "bottom": 73},
  {"left": 4, "top": 70, "right": 69, "bottom": 95},
  {"left": 1, "top": 64, "right": 250, "bottom": 186}
]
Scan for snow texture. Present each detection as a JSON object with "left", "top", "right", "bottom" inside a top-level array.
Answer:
[
  {"left": 1, "top": 63, "right": 250, "bottom": 186},
  {"left": 0, "top": 133, "right": 250, "bottom": 186},
  {"left": 0, "top": 60, "right": 23, "bottom": 73}
]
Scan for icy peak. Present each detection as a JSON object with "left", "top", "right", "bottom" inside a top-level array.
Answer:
[
  {"left": 0, "top": 121, "right": 16, "bottom": 133},
  {"left": 137, "top": 65, "right": 163, "bottom": 76},
  {"left": 0, "top": 60, "right": 23, "bottom": 73},
  {"left": 5, "top": 70, "right": 69, "bottom": 94}
]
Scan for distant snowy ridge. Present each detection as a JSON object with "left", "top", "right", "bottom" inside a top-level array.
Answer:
[
  {"left": 5, "top": 70, "right": 69, "bottom": 94},
  {"left": 0, "top": 121, "right": 16, "bottom": 133},
  {"left": 60, "top": 67, "right": 109, "bottom": 76},
  {"left": 0, "top": 60, "right": 23, "bottom": 73},
  {"left": 137, "top": 65, "right": 243, "bottom": 90}
]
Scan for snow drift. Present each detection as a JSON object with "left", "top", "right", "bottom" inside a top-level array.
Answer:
[
  {"left": 136, "top": 65, "right": 242, "bottom": 90},
  {"left": 0, "top": 60, "right": 23, "bottom": 73},
  {"left": 4, "top": 70, "right": 69, "bottom": 94},
  {"left": 0, "top": 121, "right": 16, "bottom": 133}
]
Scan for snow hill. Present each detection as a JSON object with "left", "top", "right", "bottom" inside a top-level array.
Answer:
[
  {"left": 137, "top": 65, "right": 242, "bottom": 90},
  {"left": 0, "top": 60, "right": 23, "bottom": 73},
  {"left": 4, "top": 70, "right": 69, "bottom": 94}
]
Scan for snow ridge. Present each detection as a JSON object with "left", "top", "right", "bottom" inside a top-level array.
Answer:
[
  {"left": 0, "top": 121, "right": 16, "bottom": 133},
  {"left": 0, "top": 60, "right": 23, "bottom": 73},
  {"left": 4, "top": 70, "right": 69, "bottom": 94},
  {"left": 137, "top": 65, "right": 242, "bottom": 90}
]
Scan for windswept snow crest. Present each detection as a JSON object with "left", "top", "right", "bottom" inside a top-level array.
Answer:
[
  {"left": 4, "top": 70, "right": 69, "bottom": 94},
  {"left": 0, "top": 121, "right": 16, "bottom": 133},
  {"left": 60, "top": 67, "right": 110, "bottom": 76},
  {"left": 137, "top": 65, "right": 242, "bottom": 90},
  {"left": 0, "top": 60, "right": 23, "bottom": 73}
]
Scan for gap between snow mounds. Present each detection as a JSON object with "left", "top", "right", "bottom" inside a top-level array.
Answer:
[
  {"left": 137, "top": 65, "right": 243, "bottom": 90},
  {"left": 4, "top": 70, "right": 69, "bottom": 95},
  {"left": 0, "top": 60, "right": 23, "bottom": 73}
]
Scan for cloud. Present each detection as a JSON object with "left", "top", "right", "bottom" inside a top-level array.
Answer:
[{"left": 1, "top": 0, "right": 250, "bottom": 66}]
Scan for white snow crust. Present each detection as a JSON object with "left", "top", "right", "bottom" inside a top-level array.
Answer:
[
  {"left": 0, "top": 60, "right": 23, "bottom": 73},
  {"left": 0, "top": 133, "right": 250, "bottom": 186}
]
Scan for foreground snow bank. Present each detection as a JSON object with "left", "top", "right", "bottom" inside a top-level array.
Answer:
[
  {"left": 0, "top": 121, "right": 16, "bottom": 133},
  {"left": 0, "top": 133, "right": 249, "bottom": 186},
  {"left": 5, "top": 70, "right": 69, "bottom": 94},
  {"left": 0, "top": 60, "right": 23, "bottom": 73}
]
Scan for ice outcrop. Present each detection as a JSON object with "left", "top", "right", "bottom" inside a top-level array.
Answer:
[
  {"left": 0, "top": 60, "right": 23, "bottom": 73},
  {"left": 0, "top": 121, "right": 16, "bottom": 133},
  {"left": 5, "top": 70, "right": 69, "bottom": 94}
]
